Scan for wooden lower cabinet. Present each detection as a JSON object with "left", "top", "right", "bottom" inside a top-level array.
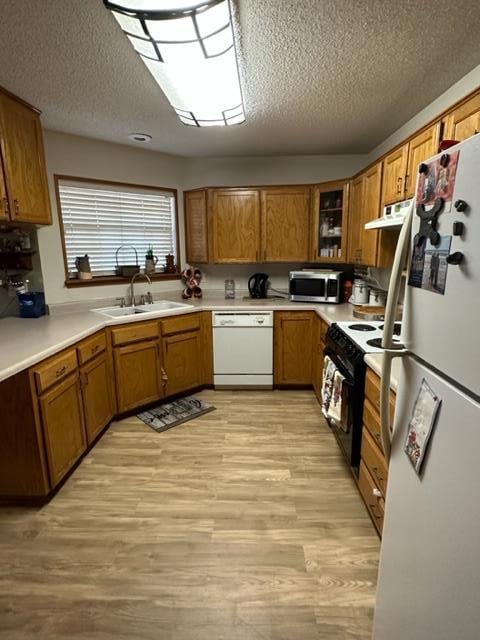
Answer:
[
  {"left": 274, "top": 311, "right": 314, "bottom": 386},
  {"left": 312, "top": 315, "right": 327, "bottom": 400},
  {"left": 358, "top": 460, "right": 385, "bottom": 535},
  {"left": 113, "top": 339, "right": 164, "bottom": 413},
  {"left": 163, "top": 330, "right": 202, "bottom": 396},
  {"left": 81, "top": 352, "right": 114, "bottom": 444},
  {"left": 39, "top": 373, "right": 86, "bottom": 487},
  {"left": 358, "top": 366, "right": 395, "bottom": 537}
]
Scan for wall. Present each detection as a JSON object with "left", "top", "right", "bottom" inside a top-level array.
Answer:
[
  {"left": 184, "top": 154, "right": 365, "bottom": 189},
  {"left": 367, "top": 63, "right": 480, "bottom": 162},
  {"left": 40, "top": 130, "right": 186, "bottom": 305}
]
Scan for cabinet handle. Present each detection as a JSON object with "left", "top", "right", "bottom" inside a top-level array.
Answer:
[
  {"left": 372, "top": 466, "right": 385, "bottom": 488},
  {"left": 161, "top": 367, "right": 168, "bottom": 385},
  {"left": 82, "top": 372, "right": 89, "bottom": 388},
  {"left": 13, "top": 199, "right": 20, "bottom": 215},
  {"left": 55, "top": 365, "right": 67, "bottom": 378},
  {"left": 263, "top": 248, "right": 266, "bottom": 261},
  {"left": 91, "top": 345, "right": 99, "bottom": 355},
  {"left": 2, "top": 197, "right": 9, "bottom": 216},
  {"left": 396, "top": 177, "right": 403, "bottom": 194}
]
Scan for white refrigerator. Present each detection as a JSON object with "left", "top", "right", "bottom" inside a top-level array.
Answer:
[{"left": 373, "top": 134, "right": 480, "bottom": 640}]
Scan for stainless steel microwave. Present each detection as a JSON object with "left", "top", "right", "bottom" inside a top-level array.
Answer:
[{"left": 289, "top": 270, "right": 343, "bottom": 303}]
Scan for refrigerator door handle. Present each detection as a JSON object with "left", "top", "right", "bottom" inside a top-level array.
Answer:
[{"left": 380, "top": 200, "right": 415, "bottom": 461}]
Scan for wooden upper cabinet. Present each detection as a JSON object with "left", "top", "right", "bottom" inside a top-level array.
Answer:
[
  {"left": 210, "top": 189, "right": 261, "bottom": 263},
  {"left": 361, "top": 163, "right": 382, "bottom": 267},
  {"left": 444, "top": 93, "right": 480, "bottom": 142},
  {"left": 184, "top": 189, "right": 208, "bottom": 263},
  {"left": 381, "top": 144, "right": 409, "bottom": 206},
  {"left": 405, "top": 124, "right": 440, "bottom": 198},
  {"left": 0, "top": 91, "right": 51, "bottom": 224},
  {"left": 39, "top": 374, "right": 86, "bottom": 487},
  {"left": 347, "top": 175, "right": 365, "bottom": 264},
  {"left": 311, "top": 181, "right": 348, "bottom": 263},
  {"left": 261, "top": 186, "right": 310, "bottom": 262},
  {"left": 274, "top": 311, "right": 313, "bottom": 386}
]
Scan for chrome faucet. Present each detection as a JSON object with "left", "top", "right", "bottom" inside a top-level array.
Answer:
[{"left": 129, "top": 273, "right": 152, "bottom": 307}]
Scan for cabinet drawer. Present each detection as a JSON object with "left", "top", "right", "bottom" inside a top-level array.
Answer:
[
  {"left": 365, "top": 367, "right": 396, "bottom": 416},
  {"left": 160, "top": 313, "right": 201, "bottom": 337},
  {"left": 361, "top": 427, "right": 388, "bottom": 496},
  {"left": 363, "top": 397, "right": 384, "bottom": 452},
  {"left": 33, "top": 349, "right": 78, "bottom": 394},
  {"left": 358, "top": 460, "right": 384, "bottom": 535},
  {"left": 111, "top": 321, "right": 159, "bottom": 346},
  {"left": 77, "top": 331, "right": 106, "bottom": 365}
]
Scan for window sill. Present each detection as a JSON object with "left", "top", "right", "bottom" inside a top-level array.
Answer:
[{"left": 65, "top": 273, "right": 182, "bottom": 288}]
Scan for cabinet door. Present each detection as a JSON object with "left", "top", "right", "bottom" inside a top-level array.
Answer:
[
  {"left": 113, "top": 340, "right": 163, "bottom": 413},
  {"left": 0, "top": 93, "right": 51, "bottom": 224},
  {"left": 274, "top": 312, "right": 313, "bottom": 386},
  {"left": 81, "top": 352, "right": 114, "bottom": 444},
  {"left": 381, "top": 144, "right": 408, "bottom": 206},
  {"left": 405, "top": 124, "right": 440, "bottom": 197},
  {"left": 347, "top": 175, "right": 364, "bottom": 264},
  {"left": 163, "top": 330, "right": 202, "bottom": 397},
  {"left": 185, "top": 189, "right": 208, "bottom": 263},
  {"left": 361, "top": 162, "right": 382, "bottom": 267},
  {"left": 0, "top": 157, "right": 8, "bottom": 220},
  {"left": 443, "top": 94, "right": 480, "bottom": 142},
  {"left": 211, "top": 189, "right": 260, "bottom": 263},
  {"left": 261, "top": 187, "right": 310, "bottom": 262},
  {"left": 39, "top": 374, "right": 86, "bottom": 487},
  {"left": 312, "top": 315, "right": 325, "bottom": 401}
]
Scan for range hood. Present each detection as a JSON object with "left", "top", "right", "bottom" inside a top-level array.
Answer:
[{"left": 364, "top": 198, "right": 413, "bottom": 230}]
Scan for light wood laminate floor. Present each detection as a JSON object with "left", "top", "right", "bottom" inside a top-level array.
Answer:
[{"left": 0, "top": 390, "right": 380, "bottom": 639}]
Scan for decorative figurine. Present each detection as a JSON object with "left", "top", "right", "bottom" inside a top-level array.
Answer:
[{"left": 181, "top": 264, "right": 202, "bottom": 299}]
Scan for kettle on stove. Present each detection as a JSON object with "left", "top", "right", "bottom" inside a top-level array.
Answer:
[{"left": 248, "top": 273, "right": 269, "bottom": 299}]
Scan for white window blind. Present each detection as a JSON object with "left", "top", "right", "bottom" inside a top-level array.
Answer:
[{"left": 58, "top": 179, "right": 177, "bottom": 277}]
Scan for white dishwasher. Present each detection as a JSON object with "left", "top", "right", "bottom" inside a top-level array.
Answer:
[{"left": 213, "top": 311, "right": 273, "bottom": 387}]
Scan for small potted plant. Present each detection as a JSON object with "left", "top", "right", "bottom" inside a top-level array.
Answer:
[{"left": 145, "top": 245, "right": 158, "bottom": 275}]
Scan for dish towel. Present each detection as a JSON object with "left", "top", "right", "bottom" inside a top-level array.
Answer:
[
  {"left": 321, "top": 355, "right": 336, "bottom": 417},
  {"left": 327, "top": 369, "right": 346, "bottom": 429}
]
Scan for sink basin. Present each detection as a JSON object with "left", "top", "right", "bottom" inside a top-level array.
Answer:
[
  {"left": 135, "top": 301, "right": 192, "bottom": 313},
  {"left": 93, "top": 300, "right": 192, "bottom": 319},
  {"left": 93, "top": 306, "right": 147, "bottom": 318}
]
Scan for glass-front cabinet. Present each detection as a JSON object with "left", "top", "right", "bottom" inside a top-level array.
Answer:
[{"left": 311, "top": 181, "right": 349, "bottom": 263}]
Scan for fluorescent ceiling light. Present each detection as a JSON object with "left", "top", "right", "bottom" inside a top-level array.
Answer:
[{"left": 104, "top": 0, "right": 245, "bottom": 127}]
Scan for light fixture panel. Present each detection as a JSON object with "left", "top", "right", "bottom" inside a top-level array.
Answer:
[{"left": 104, "top": 0, "right": 245, "bottom": 127}]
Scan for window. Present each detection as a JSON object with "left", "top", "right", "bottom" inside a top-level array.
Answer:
[{"left": 56, "top": 176, "right": 179, "bottom": 282}]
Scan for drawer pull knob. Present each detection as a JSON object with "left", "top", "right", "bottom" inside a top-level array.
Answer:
[
  {"left": 56, "top": 366, "right": 67, "bottom": 377},
  {"left": 91, "top": 345, "right": 99, "bottom": 354}
]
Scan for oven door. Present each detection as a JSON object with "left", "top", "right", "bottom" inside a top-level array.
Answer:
[{"left": 323, "top": 348, "right": 356, "bottom": 459}]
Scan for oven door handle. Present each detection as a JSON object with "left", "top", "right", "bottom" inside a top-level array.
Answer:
[{"left": 323, "top": 348, "right": 355, "bottom": 385}]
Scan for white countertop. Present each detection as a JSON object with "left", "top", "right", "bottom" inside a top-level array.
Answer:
[
  {"left": 0, "top": 292, "right": 398, "bottom": 391},
  {"left": 0, "top": 294, "right": 356, "bottom": 382},
  {"left": 364, "top": 353, "right": 400, "bottom": 392}
]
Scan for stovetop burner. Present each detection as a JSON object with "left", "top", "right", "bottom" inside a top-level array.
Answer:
[
  {"left": 347, "top": 323, "right": 377, "bottom": 332},
  {"left": 378, "top": 322, "right": 402, "bottom": 336},
  {"left": 366, "top": 337, "right": 404, "bottom": 349}
]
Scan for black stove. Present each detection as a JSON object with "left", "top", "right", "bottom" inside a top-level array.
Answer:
[{"left": 323, "top": 323, "right": 367, "bottom": 473}]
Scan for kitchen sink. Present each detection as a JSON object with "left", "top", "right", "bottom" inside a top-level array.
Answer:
[
  {"left": 135, "top": 301, "right": 192, "bottom": 313},
  {"left": 93, "top": 300, "right": 192, "bottom": 318}
]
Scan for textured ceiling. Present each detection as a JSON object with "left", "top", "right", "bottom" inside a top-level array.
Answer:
[{"left": 0, "top": 0, "right": 480, "bottom": 157}]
